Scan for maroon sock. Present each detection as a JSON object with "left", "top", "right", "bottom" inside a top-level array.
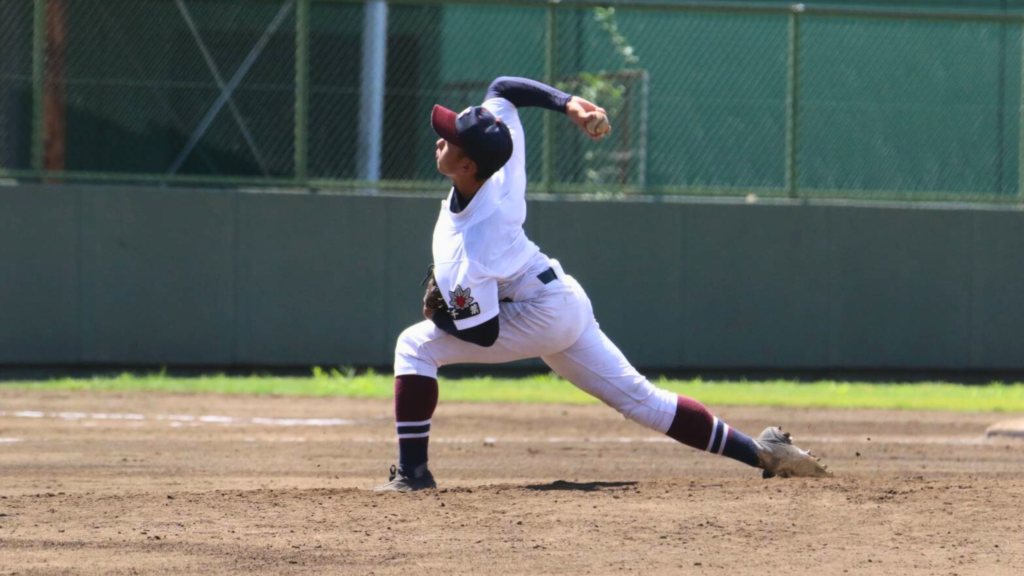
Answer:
[
  {"left": 665, "top": 395, "right": 761, "bottom": 468},
  {"left": 394, "top": 375, "right": 439, "bottom": 473}
]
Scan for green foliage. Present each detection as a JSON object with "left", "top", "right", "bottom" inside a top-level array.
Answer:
[
  {"left": 594, "top": 8, "right": 639, "bottom": 67},
  {"left": 557, "top": 8, "right": 642, "bottom": 185}
]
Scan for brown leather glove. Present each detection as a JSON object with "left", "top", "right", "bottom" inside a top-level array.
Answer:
[{"left": 422, "top": 265, "right": 447, "bottom": 311}]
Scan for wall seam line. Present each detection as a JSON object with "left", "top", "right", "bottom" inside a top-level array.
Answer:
[
  {"left": 231, "top": 192, "right": 240, "bottom": 364},
  {"left": 76, "top": 187, "right": 84, "bottom": 363},
  {"left": 968, "top": 212, "right": 976, "bottom": 369},
  {"left": 825, "top": 206, "right": 834, "bottom": 367},
  {"left": 383, "top": 198, "right": 391, "bottom": 368}
]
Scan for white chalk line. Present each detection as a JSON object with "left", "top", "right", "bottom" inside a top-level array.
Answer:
[
  {"left": 0, "top": 438, "right": 21, "bottom": 443},
  {"left": 432, "top": 435, "right": 993, "bottom": 446},
  {"left": 0, "top": 411, "right": 1006, "bottom": 446},
  {"left": 0, "top": 410, "right": 359, "bottom": 427},
  {"left": 242, "top": 435, "right": 996, "bottom": 446}
]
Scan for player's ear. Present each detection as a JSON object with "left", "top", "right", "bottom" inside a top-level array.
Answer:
[{"left": 460, "top": 157, "right": 477, "bottom": 177}]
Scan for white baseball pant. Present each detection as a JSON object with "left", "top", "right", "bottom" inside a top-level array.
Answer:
[{"left": 394, "top": 268, "right": 679, "bottom": 433}]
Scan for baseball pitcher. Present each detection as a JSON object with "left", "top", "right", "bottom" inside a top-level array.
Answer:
[{"left": 378, "top": 77, "right": 831, "bottom": 491}]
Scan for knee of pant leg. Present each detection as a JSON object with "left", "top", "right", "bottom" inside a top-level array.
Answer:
[
  {"left": 619, "top": 401, "right": 650, "bottom": 426},
  {"left": 617, "top": 386, "right": 677, "bottom": 433},
  {"left": 615, "top": 402, "right": 636, "bottom": 419},
  {"left": 394, "top": 323, "right": 440, "bottom": 379},
  {"left": 582, "top": 375, "right": 653, "bottom": 423}
]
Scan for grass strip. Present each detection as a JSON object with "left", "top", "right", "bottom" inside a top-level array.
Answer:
[{"left": 6, "top": 370, "right": 1024, "bottom": 412}]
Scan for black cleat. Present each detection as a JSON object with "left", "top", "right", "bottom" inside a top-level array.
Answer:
[{"left": 374, "top": 464, "right": 437, "bottom": 492}]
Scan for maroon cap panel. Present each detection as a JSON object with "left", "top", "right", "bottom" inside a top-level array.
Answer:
[{"left": 430, "top": 105, "right": 462, "bottom": 146}]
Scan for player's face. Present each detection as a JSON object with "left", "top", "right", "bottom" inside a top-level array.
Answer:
[{"left": 435, "top": 138, "right": 473, "bottom": 179}]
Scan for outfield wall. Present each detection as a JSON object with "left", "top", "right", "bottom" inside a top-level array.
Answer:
[{"left": 2, "top": 184, "right": 1023, "bottom": 371}]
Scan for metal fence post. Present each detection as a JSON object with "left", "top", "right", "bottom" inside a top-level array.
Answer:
[
  {"left": 295, "top": 0, "right": 311, "bottom": 183},
  {"left": 543, "top": 1, "right": 558, "bottom": 193},
  {"left": 31, "top": 0, "right": 46, "bottom": 171},
  {"left": 358, "top": 1, "right": 387, "bottom": 187},
  {"left": 786, "top": 4, "right": 803, "bottom": 198}
]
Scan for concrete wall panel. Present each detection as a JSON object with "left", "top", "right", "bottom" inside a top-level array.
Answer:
[
  {"left": 971, "top": 210, "right": 1024, "bottom": 369},
  {"left": 827, "top": 207, "right": 973, "bottom": 368},
  {"left": 79, "top": 187, "right": 234, "bottom": 363},
  {"left": 2, "top": 185, "right": 1023, "bottom": 372},
  {"left": 682, "top": 204, "right": 831, "bottom": 368},
  {"left": 0, "top": 186, "right": 80, "bottom": 362},
  {"left": 235, "top": 193, "right": 387, "bottom": 365}
]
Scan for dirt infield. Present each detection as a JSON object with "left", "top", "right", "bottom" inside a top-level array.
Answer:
[{"left": 1, "top": 389, "right": 1022, "bottom": 575}]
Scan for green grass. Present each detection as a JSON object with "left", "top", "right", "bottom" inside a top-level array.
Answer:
[{"left": 6, "top": 368, "right": 1024, "bottom": 413}]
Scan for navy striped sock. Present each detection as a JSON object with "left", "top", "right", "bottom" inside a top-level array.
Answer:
[
  {"left": 397, "top": 419, "right": 432, "bottom": 472},
  {"left": 666, "top": 395, "right": 761, "bottom": 468},
  {"left": 706, "top": 416, "right": 761, "bottom": 468}
]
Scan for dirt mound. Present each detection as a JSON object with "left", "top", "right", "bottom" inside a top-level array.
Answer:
[{"left": 1, "top": 390, "right": 1022, "bottom": 575}]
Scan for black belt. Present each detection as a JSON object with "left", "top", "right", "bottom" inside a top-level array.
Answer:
[{"left": 501, "top": 267, "right": 558, "bottom": 303}]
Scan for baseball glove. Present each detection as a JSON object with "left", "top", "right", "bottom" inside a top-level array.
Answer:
[{"left": 421, "top": 264, "right": 447, "bottom": 311}]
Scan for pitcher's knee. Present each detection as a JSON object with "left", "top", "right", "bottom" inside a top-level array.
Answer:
[
  {"left": 393, "top": 323, "right": 440, "bottom": 379},
  {"left": 618, "top": 402, "right": 645, "bottom": 423},
  {"left": 614, "top": 386, "right": 678, "bottom": 433}
]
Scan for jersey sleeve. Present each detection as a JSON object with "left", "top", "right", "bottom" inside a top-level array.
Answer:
[
  {"left": 435, "top": 261, "right": 500, "bottom": 331},
  {"left": 485, "top": 77, "right": 571, "bottom": 113}
]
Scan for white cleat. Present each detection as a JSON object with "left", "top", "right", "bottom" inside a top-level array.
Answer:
[{"left": 757, "top": 427, "right": 833, "bottom": 479}]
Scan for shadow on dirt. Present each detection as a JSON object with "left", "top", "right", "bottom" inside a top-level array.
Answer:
[{"left": 525, "top": 480, "right": 638, "bottom": 492}]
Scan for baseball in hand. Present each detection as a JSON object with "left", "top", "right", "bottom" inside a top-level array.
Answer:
[{"left": 586, "top": 114, "right": 611, "bottom": 137}]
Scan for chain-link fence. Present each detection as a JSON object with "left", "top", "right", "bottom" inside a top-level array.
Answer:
[
  {"left": 0, "top": 0, "right": 34, "bottom": 171},
  {"left": 2, "top": 0, "right": 1024, "bottom": 202},
  {"left": 8, "top": 0, "right": 298, "bottom": 180}
]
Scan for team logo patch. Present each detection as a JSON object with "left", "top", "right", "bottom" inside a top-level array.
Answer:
[{"left": 449, "top": 285, "right": 481, "bottom": 320}]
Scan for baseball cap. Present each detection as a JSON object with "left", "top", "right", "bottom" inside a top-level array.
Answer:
[{"left": 431, "top": 105, "right": 513, "bottom": 177}]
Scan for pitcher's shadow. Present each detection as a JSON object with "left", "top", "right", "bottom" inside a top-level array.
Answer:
[{"left": 525, "top": 480, "right": 638, "bottom": 492}]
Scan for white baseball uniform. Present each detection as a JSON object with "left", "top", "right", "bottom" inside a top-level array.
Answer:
[{"left": 394, "top": 96, "right": 678, "bottom": 433}]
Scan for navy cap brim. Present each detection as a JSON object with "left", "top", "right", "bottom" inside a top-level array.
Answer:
[{"left": 431, "top": 105, "right": 462, "bottom": 146}]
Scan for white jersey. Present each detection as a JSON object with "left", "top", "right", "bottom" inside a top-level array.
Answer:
[{"left": 431, "top": 97, "right": 552, "bottom": 330}]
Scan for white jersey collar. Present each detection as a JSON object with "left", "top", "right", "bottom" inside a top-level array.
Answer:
[{"left": 445, "top": 177, "right": 499, "bottom": 224}]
